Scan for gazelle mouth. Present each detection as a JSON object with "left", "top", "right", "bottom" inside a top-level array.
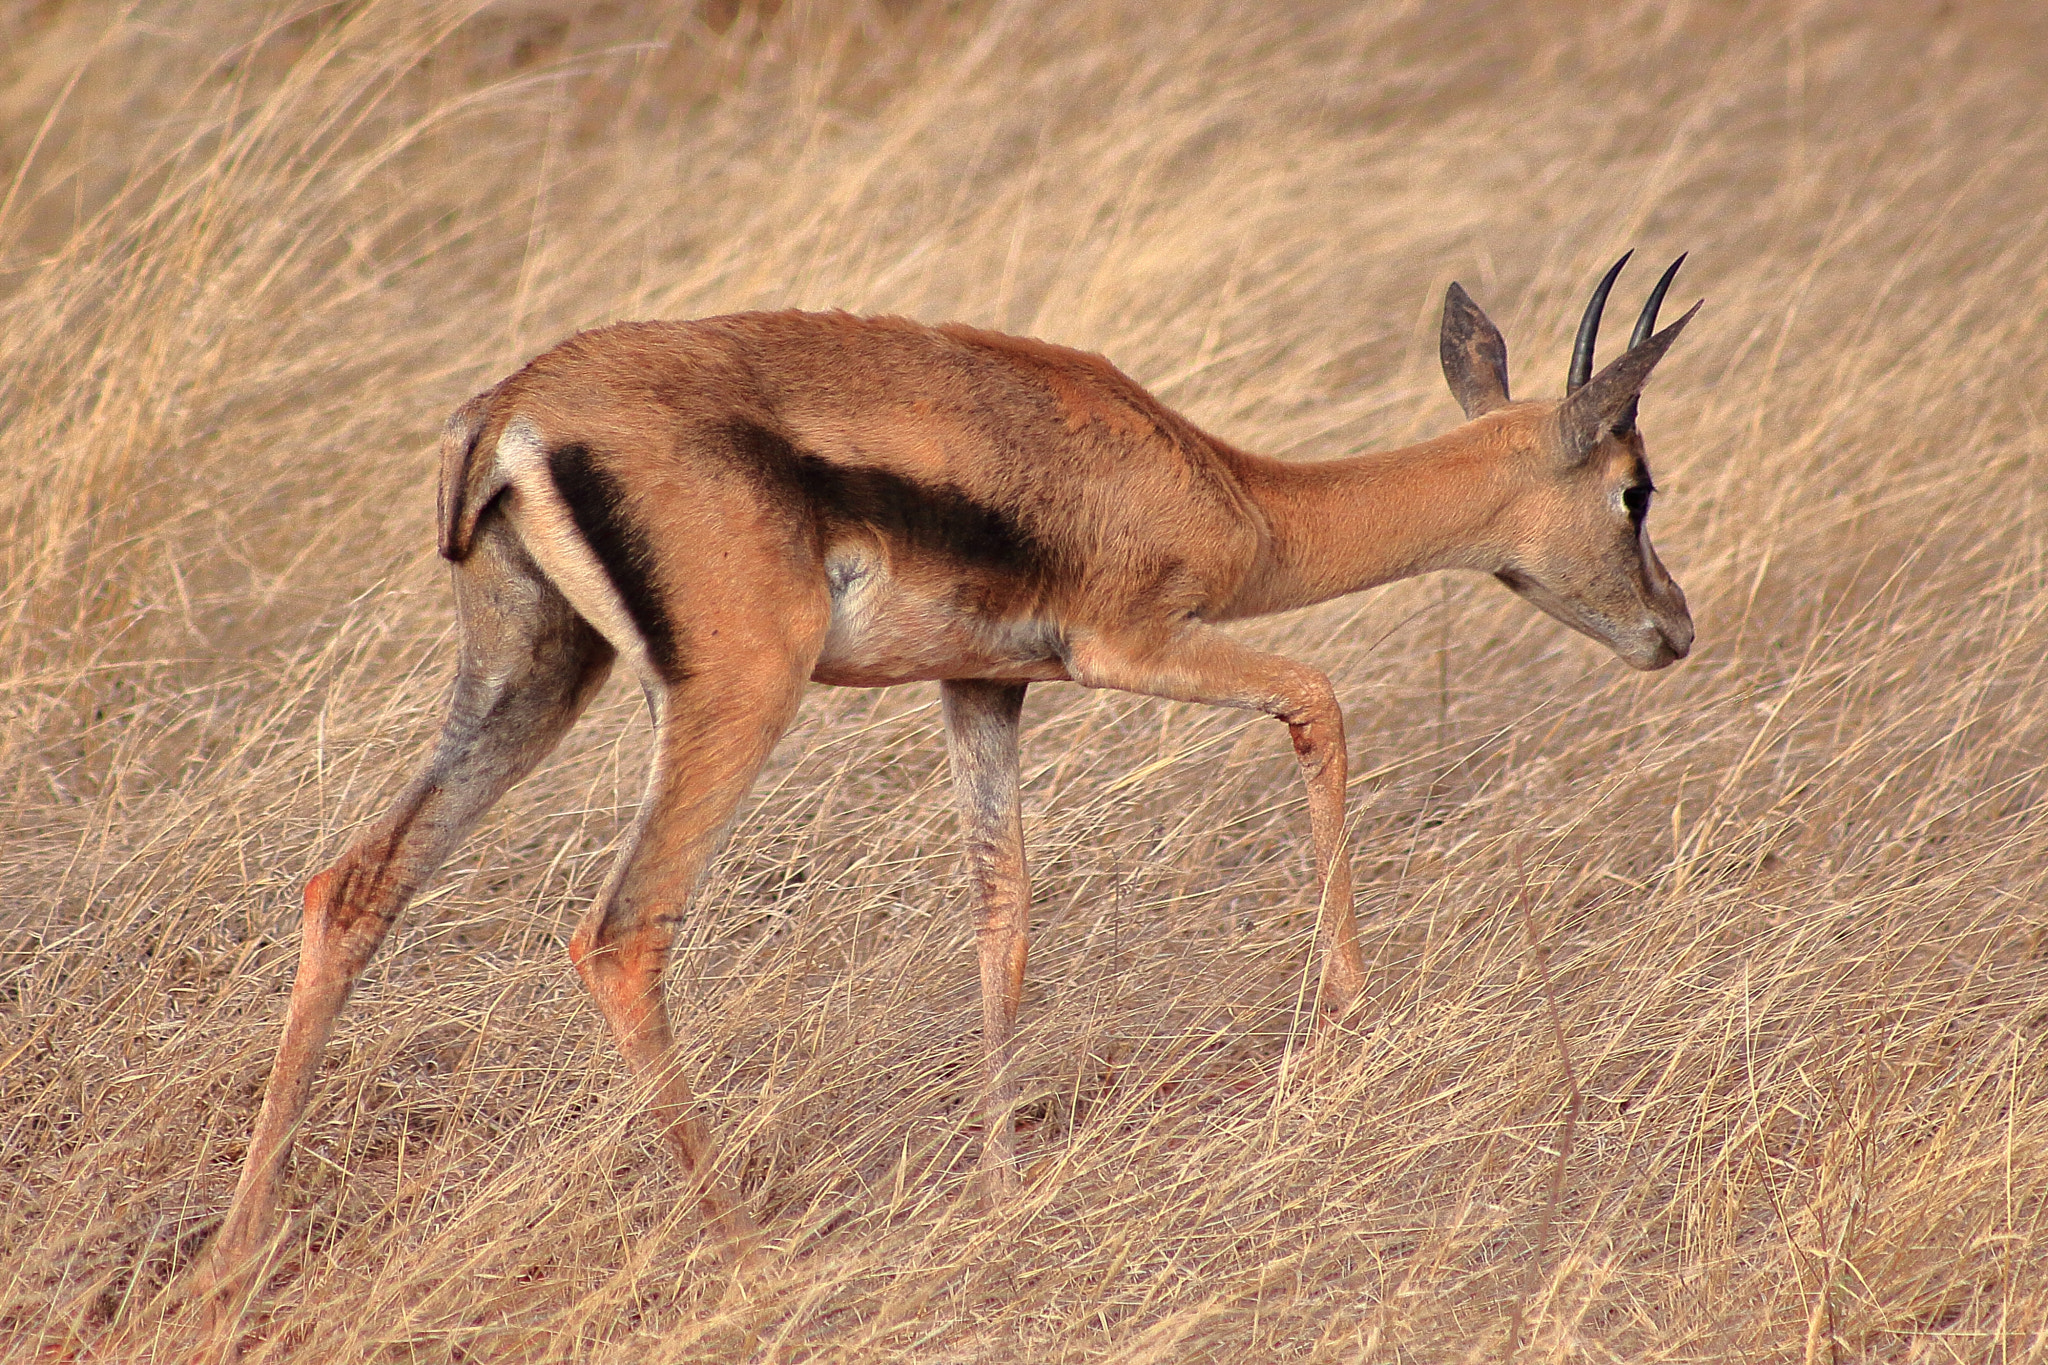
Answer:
[
  {"left": 1627, "top": 619, "right": 1692, "bottom": 671},
  {"left": 1493, "top": 572, "right": 1692, "bottom": 670}
]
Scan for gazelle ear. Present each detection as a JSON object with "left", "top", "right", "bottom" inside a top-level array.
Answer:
[
  {"left": 1440, "top": 282, "right": 1511, "bottom": 418},
  {"left": 1553, "top": 299, "right": 1702, "bottom": 461}
]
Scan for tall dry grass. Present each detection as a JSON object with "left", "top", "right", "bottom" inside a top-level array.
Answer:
[{"left": 4, "top": 1, "right": 2048, "bottom": 1359}]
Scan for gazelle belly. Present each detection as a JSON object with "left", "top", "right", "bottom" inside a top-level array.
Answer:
[{"left": 809, "top": 547, "right": 1066, "bottom": 687}]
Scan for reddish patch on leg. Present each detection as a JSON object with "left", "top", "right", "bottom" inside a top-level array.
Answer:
[
  {"left": 1289, "top": 721, "right": 1316, "bottom": 758},
  {"left": 297, "top": 849, "right": 410, "bottom": 976},
  {"left": 302, "top": 868, "right": 338, "bottom": 917}
]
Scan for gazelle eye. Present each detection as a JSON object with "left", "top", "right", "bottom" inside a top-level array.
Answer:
[{"left": 1621, "top": 484, "right": 1652, "bottom": 523}]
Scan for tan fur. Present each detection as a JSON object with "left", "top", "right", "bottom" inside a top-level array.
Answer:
[{"left": 197, "top": 272, "right": 1698, "bottom": 1302}]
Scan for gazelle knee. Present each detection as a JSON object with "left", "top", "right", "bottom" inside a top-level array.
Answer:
[
  {"left": 567, "top": 926, "right": 632, "bottom": 1014},
  {"left": 567, "top": 921, "right": 604, "bottom": 979},
  {"left": 567, "top": 918, "right": 675, "bottom": 1058},
  {"left": 301, "top": 859, "right": 398, "bottom": 964},
  {"left": 568, "top": 919, "right": 664, "bottom": 991},
  {"left": 1281, "top": 684, "right": 1339, "bottom": 737}
]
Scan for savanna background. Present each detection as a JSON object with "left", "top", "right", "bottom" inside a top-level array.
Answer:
[{"left": 5, "top": 1, "right": 2048, "bottom": 1360}]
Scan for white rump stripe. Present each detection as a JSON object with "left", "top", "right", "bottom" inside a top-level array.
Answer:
[{"left": 494, "top": 417, "right": 664, "bottom": 691}]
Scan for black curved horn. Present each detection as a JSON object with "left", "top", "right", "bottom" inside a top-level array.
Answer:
[
  {"left": 1569, "top": 252, "right": 1632, "bottom": 393},
  {"left": 1617, "top": 254, "right": 1690, "bottom": 432},
  {"left": 1628, "top": 254, "right": 1687, "bottom": 350}
]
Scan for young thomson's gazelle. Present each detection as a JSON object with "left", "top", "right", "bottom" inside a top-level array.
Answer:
[{"left": 200, "top": 253, "right": 1697, "bottom": 1282}]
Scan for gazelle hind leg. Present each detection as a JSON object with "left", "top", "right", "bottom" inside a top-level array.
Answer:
[
  {"left": 567, "top": 630, "right": 823, "bottom": 1258},
  {"left": 941, "top": 680, "right": 1032, "bottom": 1192},
  {"left": 198, "top": 533, "right": 613, "bottom": 1297}
]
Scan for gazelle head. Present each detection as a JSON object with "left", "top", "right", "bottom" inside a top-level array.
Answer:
[{"left": 1439, "top": 253, "right": 1701, "bottom": 671}]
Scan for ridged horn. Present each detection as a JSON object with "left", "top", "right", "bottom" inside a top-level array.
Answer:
[
  {"left": 1619, "top": 254, "right": 1688, "bottom": 431},
  {"left": 1629, "top": 254, "right": 1687, "bottom": 350},
  {"left": 1568, "top": 251, "right": 1632, "bottom": 394}
]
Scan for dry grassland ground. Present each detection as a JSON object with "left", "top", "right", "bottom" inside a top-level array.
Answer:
[{"left": 4, "top": 1, "right": 2048, "bottom": 1360}]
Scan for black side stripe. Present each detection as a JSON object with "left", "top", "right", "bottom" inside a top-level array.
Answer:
[
  {"left": 547, "top": 443, "right": 685, "bottom": 683},
  {"left": 722, "top": 420, "right": 1050, "bottom": 579}
]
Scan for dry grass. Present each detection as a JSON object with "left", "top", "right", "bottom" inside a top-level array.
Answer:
[{"left": 4, "top": 1, "right": 2048, "bottom": 1359}]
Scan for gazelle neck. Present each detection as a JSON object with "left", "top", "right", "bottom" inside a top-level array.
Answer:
[{"left": 1221, "top": 416, "right": 1524, "bottom": 620}]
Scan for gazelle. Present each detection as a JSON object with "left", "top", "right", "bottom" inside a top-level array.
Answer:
[{"left": 199, "top": 253, "right": 1697, "bottom": 1285}]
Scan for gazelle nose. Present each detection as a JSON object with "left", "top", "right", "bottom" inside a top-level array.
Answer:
[
  {"left": 1665, "top": 612, "right": 1694, "bottom": 657},
  {"left": 1649, "top": 611, "right": 1693, "bottom": 660}
]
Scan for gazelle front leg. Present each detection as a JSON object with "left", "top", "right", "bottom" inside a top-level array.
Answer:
[
  {"left": 1066, "top": 625, "right": 1365, "bottom": 1024},
  {"left": 940, "top": 679, "right": 1032, "bottom": 1190}
]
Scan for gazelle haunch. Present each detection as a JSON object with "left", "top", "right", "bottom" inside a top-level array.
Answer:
[{"left": 201, "top": 253, "right": 1698, "bottom": 1282}]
